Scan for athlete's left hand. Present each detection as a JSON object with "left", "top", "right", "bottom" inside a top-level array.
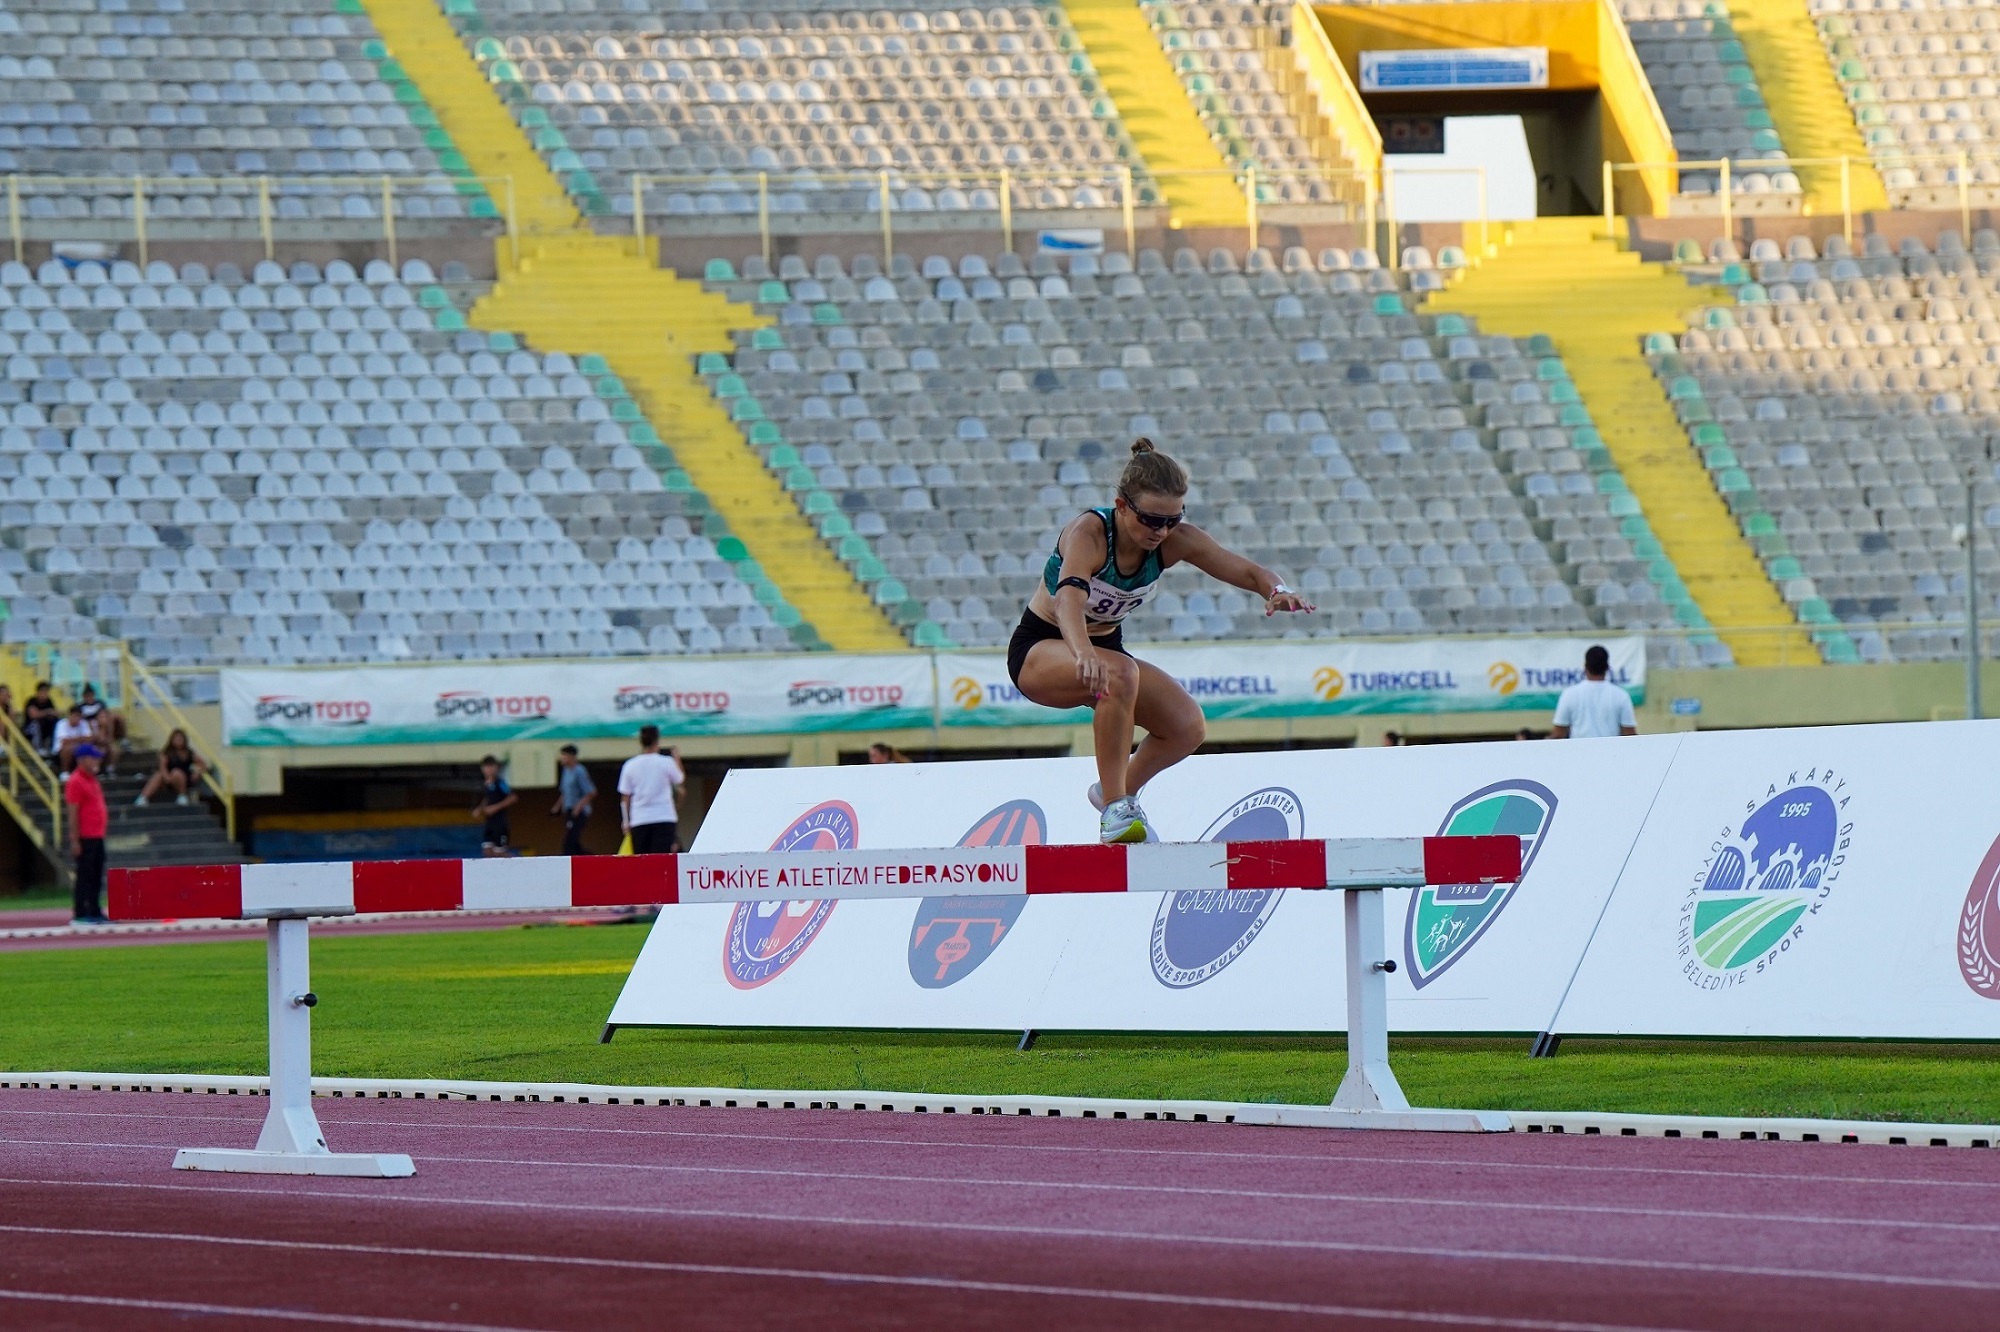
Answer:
[{"left": 1265, "top": 591, "right": 1315, "bottom": 615}]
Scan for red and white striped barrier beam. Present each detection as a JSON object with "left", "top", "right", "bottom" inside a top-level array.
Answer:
[{"left": 108, "top": 836, "right": 1521, "bottom": 923}]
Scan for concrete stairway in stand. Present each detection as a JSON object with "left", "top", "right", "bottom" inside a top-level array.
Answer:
[
  {"left": 1428, "top": 217, "right": 1818, "bottom": 668},
  {"left": 471, "top": 236, "right": 910, "bottom": 651},
  {"left": 360, "top": 0, "right": 907, "bottom": 651},
  {"left": 1726, "top": 0, "right": 1886, "bottom": 216},
  {"left": 1061, "top": 0, "right": 1245, "bottom": 228}
]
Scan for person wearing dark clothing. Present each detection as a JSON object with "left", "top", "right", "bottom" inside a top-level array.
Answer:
[
  {"left": 471, "top": 754, "right": 518, "bottom": 856},
  {"left": 66, "top": 743, "right": 109, "bottom": 924},
  {"left": 552, "top": 744, "right": 596, "bottom": 857},
  {"left": 22, "top": 682, "right": 58, "bottom": 758}
]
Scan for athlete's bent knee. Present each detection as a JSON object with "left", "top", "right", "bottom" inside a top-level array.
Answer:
[{"left": 1100, "top": 654, "right": 1141, "bottom": 701}]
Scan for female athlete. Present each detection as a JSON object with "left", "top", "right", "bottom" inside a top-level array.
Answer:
[{"left": 1006, "top": 439, "right": 1316, "bottom": 843}]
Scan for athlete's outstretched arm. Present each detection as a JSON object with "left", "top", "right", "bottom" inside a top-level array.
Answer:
[
  {"left": 1173, "top": 524, "right": 1316, "bottom": 615},
  {"left": 1052, "top": 515, "right": 1113, "bottom": 694}
]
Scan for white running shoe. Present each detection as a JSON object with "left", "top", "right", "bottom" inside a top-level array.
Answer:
[{"left": 1098, "top": 796, "right": 1150, "bottom": 844}]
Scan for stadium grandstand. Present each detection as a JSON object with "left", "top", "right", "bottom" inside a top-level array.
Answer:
[{"left": 0, "top": 0, "right": 1996, "bottom": 878}]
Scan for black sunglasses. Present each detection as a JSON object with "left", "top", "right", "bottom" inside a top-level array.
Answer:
[{"left": 1120, "top": 491, "right": 1185, "bottom": 531}]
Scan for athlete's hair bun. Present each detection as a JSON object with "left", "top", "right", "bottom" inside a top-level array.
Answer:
[{"left": 1130, "top": 437, "right": 1156, "bottom": 455}]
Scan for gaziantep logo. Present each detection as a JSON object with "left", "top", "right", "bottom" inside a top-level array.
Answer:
[
  {"left": 1680, "top": 767, "right": 1853, "bottom": 990},
  {"left": 1149, "top": 787, "right": 1302, "bottom": 989}
]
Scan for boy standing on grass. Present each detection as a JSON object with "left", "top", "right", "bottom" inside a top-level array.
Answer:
[
  {"left": 552, "top": 744, "right": 596, "bottom": 857},
  {"left": 471, "top": 754, "right": 518, "bottom": 857},
  {"left": 66, "top": 743, "right": 108, "bottom": 925}
]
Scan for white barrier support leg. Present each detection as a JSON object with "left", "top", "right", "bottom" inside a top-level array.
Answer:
[
  {"left": 173, "top": 918, "right": 415, "bottom": 1177},
  {"left": 1233, "top": 887, "right": 1511, "bottom": 1133},
  {"left": 1332, "top": 887, "right": 1408, "bottom": 1112}
]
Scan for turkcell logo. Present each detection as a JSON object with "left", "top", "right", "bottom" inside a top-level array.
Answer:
[
  {"left": 1403, "top": 779, "right": 1557, "bottom": 988},
  {"left": 1680, "top": 769, "right": 1853, "bottom": 990},
  {"left": 723, "top": 800, "right": 855, "bottom": 990},
  {"left": 1149, "top": 787, "right": 1302, "bottom": 988},
  {"left": 907, "top": 798, "right": 1046, "bottom": 989}
]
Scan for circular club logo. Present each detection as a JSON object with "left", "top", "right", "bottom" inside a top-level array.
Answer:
[
  {"left": 1958, "top": 833, "right": 2000, "bottom": 1000},
  {"left": 1149, "top": 787, "right": 1303, "bottom": 989},
  {"left": 723, "top": 800, "right": 856, "bottom": 990},
  {"left": 1680, "top": 769, "right": 1851, "bottom": 990},
  {"left": 907, "top": 798, "right": 1046, "bottom": 989}
]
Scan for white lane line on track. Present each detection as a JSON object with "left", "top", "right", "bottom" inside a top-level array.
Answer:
[
  {"left": 0, "top": 1174, "right": 1993, "bottom": 1294},
  {"left": 0, "top": 1226, "right": 1701, "bottom": 1332},
  {"left": 4, "top": 1104, "right": 1993, "bottom": 1193},
  {"left": 0, "top": 1289, "right": 553, "bottom": 1331},
  {"left": 0, "top": 1136, "right": 1990, "bottom": 1236}
]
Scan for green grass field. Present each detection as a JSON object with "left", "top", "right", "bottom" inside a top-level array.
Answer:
[
  {"left": 4, "top": 924, "right": 1996, "bottom": 1124},
  {"left": 0, "top": 889, "right": 69, "bottom": 913}
]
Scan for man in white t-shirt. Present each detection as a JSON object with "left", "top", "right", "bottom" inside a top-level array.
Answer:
[
  {"left": 618, "top": 724, "right": 686, "bottom": 854},
  {"left": 1551, "top": 645, "right": 1637, "bottom": 739},
  {"left": 53, "top": 704, "right": 95, "bottom": 775}
]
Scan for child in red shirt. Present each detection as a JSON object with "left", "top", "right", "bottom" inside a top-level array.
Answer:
[{"left": 66, "top": 743, "right": 109, "bottom": 924}]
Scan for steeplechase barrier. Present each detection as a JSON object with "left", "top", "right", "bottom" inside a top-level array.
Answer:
[{"left": 108, "top": 833, "right": 1521, "bottom": 1176}]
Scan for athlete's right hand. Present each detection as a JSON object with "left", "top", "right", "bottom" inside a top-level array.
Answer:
[{"left": 1074, "top": 647, "right": 1108, "bottom": 698}]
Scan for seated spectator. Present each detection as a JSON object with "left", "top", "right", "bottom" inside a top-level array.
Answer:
[
  {"left": 137, "top": 728, "right": 207, "bottom": 807},
  {"left": 22, "top": 682, "right": 58, "bottom": 758},
  {"left": 77, "top": 684, "right": 125, "bottom": 772},
  {"left": 53, "top": 704, "right": 94, "bottom": 775}
]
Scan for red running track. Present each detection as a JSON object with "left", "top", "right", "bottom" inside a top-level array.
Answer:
[{"left": 1, "top": 1088, "right": 1997, "bottom": 1330}]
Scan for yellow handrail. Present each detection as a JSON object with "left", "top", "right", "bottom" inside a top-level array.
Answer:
[
  {"left": 13, "top": 640, "right": 235, "bottom": 844},
  {"left": 3, "top": 172, "right": 514, "bottom": 266},
  {"left": 0, "top": 716, "right": 61, "bottom": 854}
]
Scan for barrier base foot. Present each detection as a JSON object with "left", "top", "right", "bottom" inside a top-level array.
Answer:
[
  {"left": 172, "top": 1147, "right": 416, "bottom": 1177},
  {"left": 1232, "top": 1105, "right": 1512, "bottom": 1133}
]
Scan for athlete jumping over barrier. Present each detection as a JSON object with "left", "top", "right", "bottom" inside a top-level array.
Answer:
[{"left": 1007, "top": 439, "right": 1317, "bottom": 844}]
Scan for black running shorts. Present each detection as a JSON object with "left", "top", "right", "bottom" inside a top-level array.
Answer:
[{"left": 1005, "top": 609, "right": 1128, "bottom": 689}]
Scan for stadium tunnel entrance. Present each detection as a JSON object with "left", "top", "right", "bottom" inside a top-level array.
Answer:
[{"left": 1310, "top": 1, "right": 1675, "bottom": 218}]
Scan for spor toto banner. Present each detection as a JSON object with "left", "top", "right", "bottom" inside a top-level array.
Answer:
[
  {"left": 222, "top": 636, "right": 1644, "bottom": 745},
  {"left": 939, "top": 635, "right": 1643, "bottom": 723},
  {"left": 220, "top": 655, "right": 935, "bottom": 746},
  {"left": 608, "top": 720, "right": 2000, "bottom": 1040}
]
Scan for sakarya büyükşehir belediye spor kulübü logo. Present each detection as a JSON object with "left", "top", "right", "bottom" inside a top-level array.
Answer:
[
  {"left": 907, "top": 798, "right": 1046, "bottom": 988},
  {"left": 1679, "top": 768, "right": 1853, "bottom": 990},
  {"left": 722, "top": 800, "right": 854, "bottom": 989},
  {"left": 1148, "top": 787, "right": 1303, "bottom": 989}
]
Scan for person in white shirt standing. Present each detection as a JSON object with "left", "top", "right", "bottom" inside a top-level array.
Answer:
[
  {"left": 1550, "top": 645, "right": 1638, "bottom": 739},
  {"left": 618, "top": 724, "right": 686, "bottom": 854}
]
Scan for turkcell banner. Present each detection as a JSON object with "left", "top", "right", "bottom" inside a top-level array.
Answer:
[
  {"left": 936, "top": 636, "right": 1644, "bottom": 724},
  {"left": 608, "top": 720, "right": 2000, "bottom": 1040},
  {"left": 219, "top": 655, "right": 934, "bottom": 746},
  {"left": 606, "top": 740, "right": 1673, "bottom": 1034},
  {"left": 221, "top": 637, "right": 1645, "bottom": 745}
]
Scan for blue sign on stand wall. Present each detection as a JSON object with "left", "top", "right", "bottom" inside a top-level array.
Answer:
[{"left": 1361, "top": 47, "right": 1549, "bottom": 92}]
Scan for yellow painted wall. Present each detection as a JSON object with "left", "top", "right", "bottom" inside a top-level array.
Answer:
[
  {"left": 1310, "top": 0, "right": 1675, "bottom": 214},
  {"left": 1291, "top": 0, "right": 1382, "bottom": 178}
]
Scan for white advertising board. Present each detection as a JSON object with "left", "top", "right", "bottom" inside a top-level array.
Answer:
[
  {"left": 1550, "top": 721, "right": 2000, "bottom": 1039},
  {"left": 220, "top": 654, "right": 934, "bottom": 746},
  {"left": 220, "top": 637, "right": 1645, "bottom": 746},
  {"left": 607, "top": 738, "right": 1676, "bottom": 1033},
  {"left": 610, "top": 720, "right": 2000, "bottom": 1039},
  {"left": 936, "top": 636, "right": 1643, "bottom": 725}
]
